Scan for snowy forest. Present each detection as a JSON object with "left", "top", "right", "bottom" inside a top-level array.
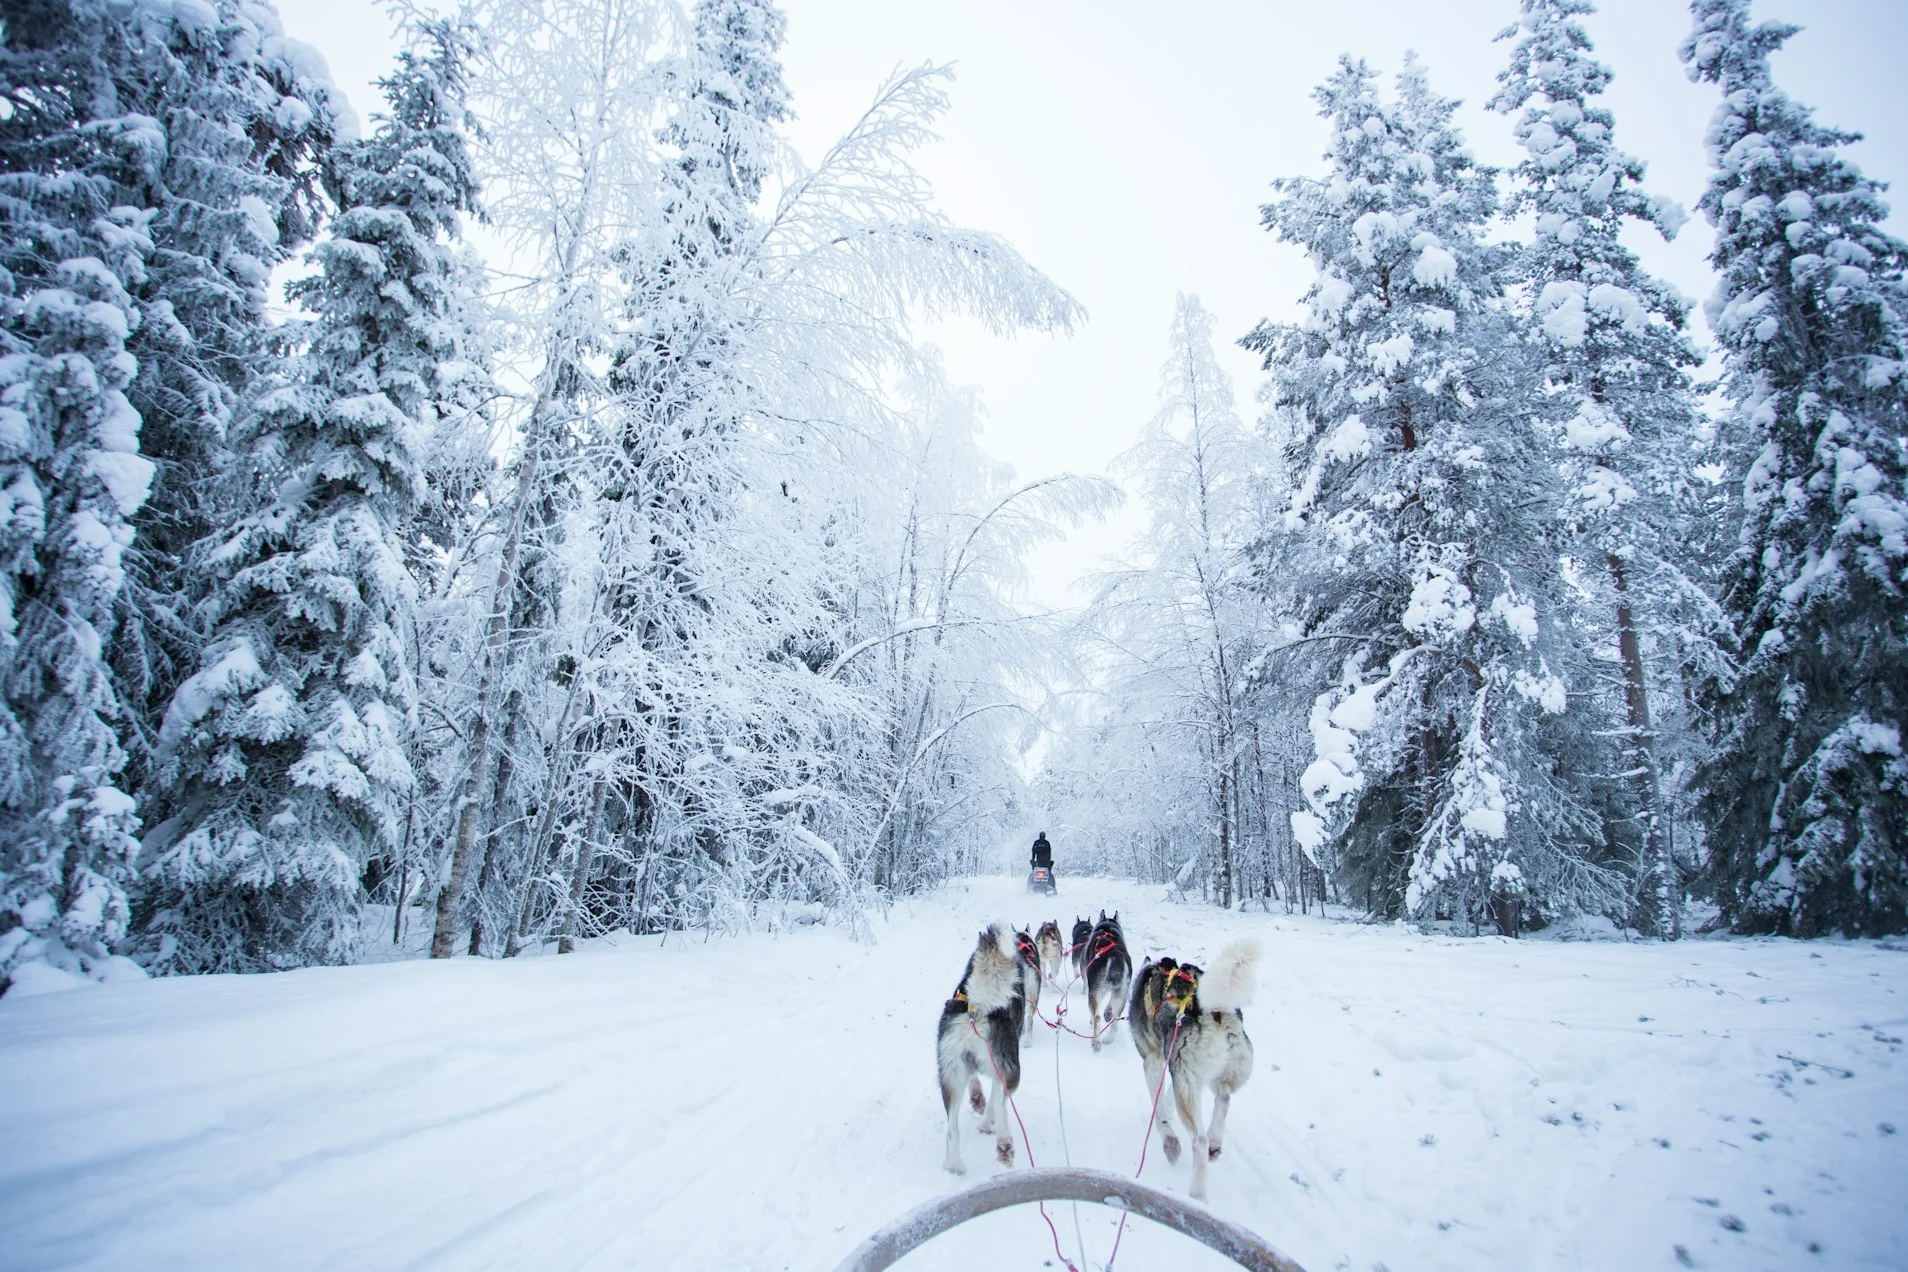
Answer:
[{"left": 0, "top": 0, "right": 1903, "bottom": 994}]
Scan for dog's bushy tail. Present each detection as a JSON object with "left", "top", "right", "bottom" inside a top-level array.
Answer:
[
  {"left": 1199, "top": 938, "right": 1262, "bottom": 1011},
  {"left": 964, "top": 925, "right": 1021, "bottom": 1013}
]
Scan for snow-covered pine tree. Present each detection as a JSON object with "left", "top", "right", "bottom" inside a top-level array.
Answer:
[
  {"left": 1247, "top": 56, "right": 1616, "bottom": 932},
  {"left": 1681, "top": 0, "right": 1908, "bottom": 936},
  {"left": 1491, "top": 0, "right": 1714, "bottom": 937},
  {"left": 0, "top": 4, "right": 161, "bottom": 991},
  {"left": 86, "top": 0, "right": 344, "bottom": 779},
  {"left": 142, "top": 21, "right": 486, "bottom": 971}
]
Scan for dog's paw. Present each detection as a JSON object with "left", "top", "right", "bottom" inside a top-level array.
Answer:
[
  {"left": 996, "top": 1138, "right": 1015, "bottom": 1166},
  {"left": 943, "top": 1157, "right": 966, "bottom": 1176},
  {"left": 968, "top": 1080, "right": 986, "bottom": 1114},
  {"left": 1162, "top": 1133, "right": 1181, "bottom": 1163},
  {"left": 1208, "top": 1143, "right": 1223, "bottom": 1161}
]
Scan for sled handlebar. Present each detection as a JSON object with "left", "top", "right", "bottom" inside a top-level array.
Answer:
[{"left": 829, "top": 1166, "right": 1309, "bottom": 1272}]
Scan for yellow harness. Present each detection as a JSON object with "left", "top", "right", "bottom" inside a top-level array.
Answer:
[{"left": 1163, "top": 965, "right": 1198, "bottom": 1016}]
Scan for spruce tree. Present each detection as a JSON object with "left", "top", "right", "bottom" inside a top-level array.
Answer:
[
  {"left": 1682, "top": 0, "right": 1908, "bottom": 935},
  {"left": 1248, "top": 57, "right": 1614, "bottom": 931},
  {"left": 95, "top": 0, "right": 343, "bottom": 790},
  {"left": 0, "top": 2, "right": 159, "bottom": 990},
  {"left": 144, "top": 22, "right": 485, "bottom": 971},
  {"left": 1492, "top": 0, "right": 1710, "bottom": 936}
]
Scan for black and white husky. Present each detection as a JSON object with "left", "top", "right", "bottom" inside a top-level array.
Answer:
[
  {"left": 1128, "top": 939, "right": 1261, "bottom": 1200},
  {"left": 1069, "top": 916, "right": 1092, "bottom": 978},
  {"left": 1082, "top": 910, "right": 1132, "bottom": 1052},
  {"left": 937, "top": 925, "right": 1024, "bottom": 1174},
  {"left": 1012, "top": 926, "right": 1043, "bottom": 1039}
]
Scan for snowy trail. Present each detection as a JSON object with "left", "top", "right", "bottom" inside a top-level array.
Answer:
[{"left": 2, "top": 877, "right": 1905, "bottom": 1272}]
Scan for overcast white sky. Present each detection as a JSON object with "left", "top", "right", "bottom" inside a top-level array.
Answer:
[{"left": 278, "top": 0, "right": 1906, "bottom": 597}]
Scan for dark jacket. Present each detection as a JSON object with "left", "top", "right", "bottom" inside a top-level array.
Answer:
[{"left": 1030, "top": 836, "right": 1053, "bottom": 868}]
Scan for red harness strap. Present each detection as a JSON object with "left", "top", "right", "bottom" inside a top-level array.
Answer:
[{"left": 966, "top": 1014, "right": 1079, "bottom": 1272}]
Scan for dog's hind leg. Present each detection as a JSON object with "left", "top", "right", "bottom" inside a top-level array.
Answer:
[
  {"left": 1175, "top": 1079, "right": 1211, "bottom": 1199},
  {"left": 1087, "top": 983, "right": 1104, "bottom": 1052},
  {"left": 1206, "top": 1087, "right": 1234, "bottom": 1162},
  {"left": 989, "top": 1071, "right": 1015, "bottom": 1166},
  {"left": 940, "top": 1066, "right": 966, "bottom": 1174},
  {"left": 976, "top": 1059, "right": 996, "bottom": 1135},
  {"left": 1141, "top": 1048, "right": 1180, "bottom": 1163}
]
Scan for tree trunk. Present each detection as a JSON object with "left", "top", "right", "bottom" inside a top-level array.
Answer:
[
  {"left": 430, "top": 428, "right": 547, "bottom": 959},
  {"left": 392, "top": 860, "right": 408, "bottom": 947},
  {"left": 1217, "top": 766, "right": 1233, "bottom": 909},
  {"left": 558, "top": 778, "right": 609, "bottom": 954},
  {"left": 1610, "top": 553, "right": 1676, "bottom": 938},
  {"left": 432, "top": 707, "right": 489, "bottom": 959}
]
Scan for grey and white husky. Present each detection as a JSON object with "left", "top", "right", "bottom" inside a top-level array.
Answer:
[
  {"left": 1128, "top": 939, "right": 1261, "bottom": 1200},
  {"left": 937, "top": 925, "right": 1024, "bottom": 1173},
  {"left": 1012, "top": 927, "right": 1043, "bottom": 1039},
  {"left": 1082, "top": 910, "right": 1132, "bottom": 1052},
  {"left": 1035, "top": 920, "right": 1065, "bottom": 986}
]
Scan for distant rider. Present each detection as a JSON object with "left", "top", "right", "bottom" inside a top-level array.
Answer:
[{"left": 1030, "top": 832, "right": 1053, "bottom": 871}]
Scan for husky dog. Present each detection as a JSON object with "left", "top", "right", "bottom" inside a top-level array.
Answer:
[
  {"left": 1082, "top": 910, "right": 1132, "bottom": 1052},
  {"left": 937, "top": 925, "right": 1024, "bottom": 1173},
  {"left": 1035, "top": 920, "right": 1065, "bottom": 986},
  {"left": 1128, "top": 939, "right": 1261, "bottom": 1200},
  {"left": 1012, "top": 926, "right": 1043, "bottom": 1038},
  {"left": 1069, "top": 916, "right": 1093, "bottom": 978}
]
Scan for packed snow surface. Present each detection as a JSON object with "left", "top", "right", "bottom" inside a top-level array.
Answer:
[{"left": 2, "top": 876, "right": 1904, "bottom": 1271}]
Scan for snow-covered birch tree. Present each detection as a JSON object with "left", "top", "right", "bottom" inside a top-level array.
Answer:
[
  {"left": 423, "top": 0, "right": 673, "bottom": 958},
  {"left": 1089, "top": 294, "right": 1265, "bottom": 907}
]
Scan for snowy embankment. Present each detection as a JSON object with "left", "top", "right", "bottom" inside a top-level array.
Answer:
[{"left": 1, "top": 878, "right": 1903, "bottom": 1272}]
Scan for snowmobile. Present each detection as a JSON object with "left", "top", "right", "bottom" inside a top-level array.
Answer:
[{"left": 1026, "top": 865, "right": 1057, "bottom": 895}]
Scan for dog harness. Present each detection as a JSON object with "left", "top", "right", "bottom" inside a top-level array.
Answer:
[{"left": 1163, "top": 965, "right": 1198, "bottom": 1016}]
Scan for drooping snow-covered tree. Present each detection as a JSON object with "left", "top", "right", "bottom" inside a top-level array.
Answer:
[
  {"left": 1491, "top": 0, "right": 1717, "bottom": 936},
  {"left": 1246, "top": 56, "right": 1619, "bottom": 932},
  {"left": 142, "top": 21, "right": 487, "bottom": 971},
  {"left": 834, "top": 368, "right": 1110, "bottom": 901},
  {"left": 1681, "top": 0, "right": 1908, "bottom": 936},
  {"left": 0, "top": 5, "right": 160, "bottom": 991},
  {"left": 414, "top": 0, "right": 1080, "bottom": 958},
  {"left": 421, "top": 0, "right": 673, "bottom": 959}
]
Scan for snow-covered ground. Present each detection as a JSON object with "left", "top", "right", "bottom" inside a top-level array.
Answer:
[{"left": 2, "top": 876, "right": 1904, "bottom": 1272}]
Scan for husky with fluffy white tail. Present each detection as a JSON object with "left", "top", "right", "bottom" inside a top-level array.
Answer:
[
  {"left": 1128, "top": 938, "right": 1261, "bottom": 1200},
  {"left": 937, "top": 925, "right": 1024, "bottom": 1174}
]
